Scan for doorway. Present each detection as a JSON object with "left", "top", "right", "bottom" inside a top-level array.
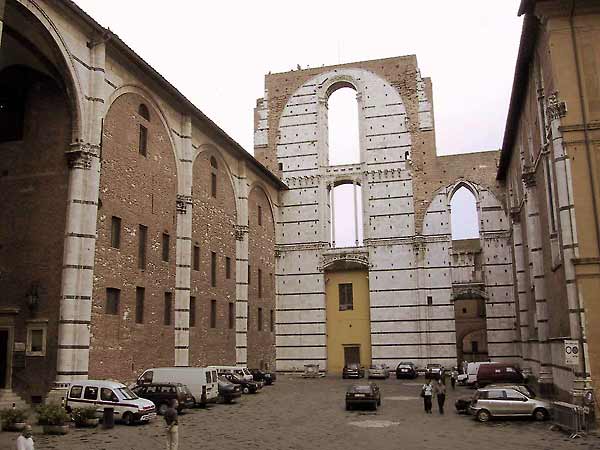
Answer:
[
  {"left": 344, "top": 346, "right": 360, "bottom": 366},
  {"left": 0, "top": 330, "right": 8, "bottom": 388}
]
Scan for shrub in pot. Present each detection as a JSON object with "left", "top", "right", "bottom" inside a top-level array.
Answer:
[
  {"left": 72, "top": 407, "right": 99, "bottom": 428},
  {"left": 0, "top": 408, "right": 28, "bottom": 432},
  {"left": 37, "top": 404, "right": 70, "bottom": 435}
]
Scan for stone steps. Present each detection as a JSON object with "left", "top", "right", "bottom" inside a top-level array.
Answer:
[{"left": 0, "top": 389, "right": 29, "bottom": 411}]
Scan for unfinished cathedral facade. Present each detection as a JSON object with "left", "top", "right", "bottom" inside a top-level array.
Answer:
[{"left": 255, "top": 56, "right": 517, "bottom": 373}]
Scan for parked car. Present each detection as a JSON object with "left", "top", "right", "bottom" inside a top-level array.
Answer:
[
  {"left": 345, "top": 383, "right": 381, "bottom": 411},
  {"left": 367, "top": 364, "right": 389, "bottom": 379},
  {"left": 249, "top": 369, "right": 274, "bottom": 385},
  {"left": 476, "top": 364, "right": 524, "bottom": 388},
  {"left": 132, "top": 382, "right": 194, "bottom": 415},
  {"left": 342, "top": 363, "right": 365, "bottom": 379},
  {"left": 396, "top": 362, "right": 418, "bottom": 379},
  {"left": 466, "top": 361, "right": 494, "bottom": 386},
  {"left": 209, "top": 365, "right": 254, "bottom": 382},
  {"left": 222, "top": 373, "right": 259, "bottom": 394},
  {"left": 136, "top": 367, "right": 219, "bottom": 406},
  {"left": 217, "top": 376, "right": 242, "bottom": 403},
  {"left": 425, "top": 363, "right": 444, "bottom": 380},
  {"left": 455, "top": 396, "right": 473, "bottom": 413},
  {"left": 469, "top": 386, "right": 551, "bottom": 422},
  {"left": 65, "top": 380, "right": 156, "bottom": 425}
]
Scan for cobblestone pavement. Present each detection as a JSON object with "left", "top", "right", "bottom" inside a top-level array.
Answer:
[{"left": 2, "top": 375, "right": 600, "bottom": 450}]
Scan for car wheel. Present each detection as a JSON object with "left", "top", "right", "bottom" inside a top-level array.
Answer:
[
  {"left": 243, "top": 387, "right": 250, "bottom": 394},
  {"left": 123, "top": 412, "right": 133, "bottom": 426},
  {"left": 158, "top": 403, "right": 168, "bottom": 416},
  {"left": 476, "top": 409, "right": 491, "bottom": 423},
  {"left": 533, "top": 408, "right": 548, "bottom": 421}
]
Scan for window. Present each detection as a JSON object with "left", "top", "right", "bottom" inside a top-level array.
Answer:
[
  {"left": 210, "top": 157, "right": 218, "bottom": 198},
  {"left": 258, "top": 205, "right": 263, "bottom": 226},
  {"left": 258, "top": 307, "right": 263, "bottom": 331},
  {"left": 228, "top": 302, "right": 235, "bottom": 329},
  {"left": 328, "top": 86, "right": 360, "bottom": 165},
  {"left": 211, "top": 252, "right": 217, "bottom": 287},
  {"left": 164, "top": 292, "right": 172, "bottom": 326},
  {"left": 193, "top": 245, "right": 200, "bottom": 271},
  {"left": 135, "top": 287, "right": 145, "bottom": 324},
  {"left": 139, "top": 124, "right": 148, "bottom": 156},
  {"left": 162, "top": 233, "right": 170, "bottom": 262},
  {"left": 69, "top": 386, "right": 83, "bottom": 399},
  {"left": 450, "top": 186, "right": 479, "bottom": 240},
  {"left": 26, "top": 324, "right": 47, "bottom": 356},
  {"left": 210, "top": 300, "right": 217, "bottom": 328},
  {"left": 101, "top": 388, "right": 118, "bottom": 402},
  {"left": 106, "top": 288, "right": 120, "bottom": 315},
  {"left": 190, "top": 297, "right": 196, "bottom": 327},
  {"left": 110, "top": 216, "right": 121, "bottom": 248},
  {"left": 330, "top": 183, "right": 364, "bottom": 247},
  {"left": 258, "top": 268, "right": 263, "bottom": 298},
  {"left": 427, "top": 296, "right": 433, "bottom": 306},
  {"left": 83, "top": 386, "right": 99, "bottom": 401},
  {"left": 138, "top": 225, "right": 147, "bottom": 270},
  {"left": 138, "top": 103, "right": 150, "bottom": 121},
  {"left": 278, "top": 162, "right": 283, "bottom": 171},
  {"left": 225, "top": 257, "right": 231, "bottom": 279},
  {"left": 270, "top": 309, "right": 274, "bottom": 332},
  {"left": 505, "top": 389, "right": 526, "bottom": 401},
  {"left": 339, "top": 283, "right": 353, "bottom": 311}
]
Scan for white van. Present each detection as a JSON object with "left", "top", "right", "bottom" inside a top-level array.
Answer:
[
  {"left": 65, "top": 380, "right": 156, "bottom": 425},
  {"left": 466, "top": 362, "right": 496, "bottom": 385},
  {"left": 136, "top": 367, "right": 219, "bottom": 405},
  {"left": 208, "top": 365, "right": 253, "bottom": 382}
]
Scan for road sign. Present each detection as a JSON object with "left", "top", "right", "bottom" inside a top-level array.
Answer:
[{"left": 564, "top": 339, "right": 580, "bottom": 365}]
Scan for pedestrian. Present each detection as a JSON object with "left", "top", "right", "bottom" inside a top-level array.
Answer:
[
  {"left": 451, "top": 366, "right": 458, "bottom": 390},
  {"left": 421, "top": 379, "right": 433, "bottom": 414},
  {"left": 164, "top": 399, "right": 178, "bottom": 450},
  {"left": 16, "top": 424, "right": 34, "bottom": 450},
  {"left": 434, "top": 379, "right": 446, "bottom": 414}
]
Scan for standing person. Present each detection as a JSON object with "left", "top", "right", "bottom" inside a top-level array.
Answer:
[
  {"left": 421, "top": 379, "right": 433, "bottom": 414},
  {"left": 164, "top": 399, "right": 179, "bottom": 450},
  {"left": 451, "top": 367, "right": 458, "bottom": 390},
  {"left": 434, "top": 379, "right": 447, "bottom": 414},
  {"left": 16, "top": 425, "right": 34, "bottom": 450}
]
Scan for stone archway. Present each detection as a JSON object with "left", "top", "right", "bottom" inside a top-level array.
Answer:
[{"left": 453, "top": 289, "right": 489, "bottom": 365}]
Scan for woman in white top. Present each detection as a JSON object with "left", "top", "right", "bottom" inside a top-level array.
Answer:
[
  {"left": 16, "top": 425, "right": 34, "bottom": 450},
  {"left": 421, "top": 380, "right": 433, "bottom": 414}
]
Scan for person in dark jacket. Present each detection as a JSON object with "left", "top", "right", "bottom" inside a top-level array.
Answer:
[
  {"left": 434, "top": 379, "right": 447, "bottom": 414},
  {"left": 164, "top": 399, "right": 179, "bottom": 450}
]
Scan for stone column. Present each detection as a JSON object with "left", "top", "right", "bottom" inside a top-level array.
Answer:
[
  {"left": 235, "top": 163, "right": 249, "bottom": 366},
  {"left": 174, "top": 116, "right": 193, "bottom": 366},
  {"left": 510, "top": 214, "right": 529, "bottom": 364}
]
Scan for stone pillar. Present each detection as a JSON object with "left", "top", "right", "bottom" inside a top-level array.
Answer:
[
  {"left": 55, "top": 42, "right": 105, "bottom": 386},
  {"left": 510, "top": 216, "right": 529, "bottom": 363},
  {"left": 235, "top": 163, "right": 249, "bottom": 366},
  {"left": 522, "top": 172, "right": 553, "bottom": 390},
  {"left": 174, "top": 116, "right": 193, "bottom": 366}
]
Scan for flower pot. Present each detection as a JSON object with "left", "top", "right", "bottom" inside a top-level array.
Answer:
[
  {"left": 43, "top": 424, "right": 70, "bottom": 435},
  {"left": 75, "top": 418, "right": 99, "bottom": 428},
  {"left": 3, "top": 422, "right": 27, "bottom": 432}
]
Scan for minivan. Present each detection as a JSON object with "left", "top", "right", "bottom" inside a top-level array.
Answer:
[
  {"left": 208, "top": 365, "right": 254, "bottom": 382},
  {"left": 466, "top": 362, "right": 495, "bottom": 385},
  {"left": 136, "top": 367, "right": 219, "bottom": 406},
  {"left": 65, "top": 380, "right": 156, "bottom": 425},
  {"left": 476, "top": 363, "right": 524, "bottom": 387}
]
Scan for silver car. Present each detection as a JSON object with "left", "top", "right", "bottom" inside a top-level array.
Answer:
[
  {"left": 469, "top": 386, "right": 551, "bottom": 422},
  {"left": 368, "top": 365, "right": 389, "bottom": 379}
]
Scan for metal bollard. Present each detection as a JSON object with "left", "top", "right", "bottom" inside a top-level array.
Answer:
[{"left": 102, "top": 407, "right": 115, "bottom": 429}]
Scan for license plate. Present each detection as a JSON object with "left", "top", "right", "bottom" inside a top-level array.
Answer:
[{"left": 354, "top": 394, "right": 365, "bottom": 398}]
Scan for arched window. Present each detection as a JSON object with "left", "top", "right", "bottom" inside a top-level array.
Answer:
[
  {"left": 138, "top": 103, "right": 150, "bottom": 121},
  {"left": 450, "top": 186, "right": 479, "bottom": 240},
  {"left": 330, "top": 182, "right": 363, "bottom": 248},
  {"left": 327, "top": 87, "right": 360, "bottom": 166},
  {"left": 210, "top": 156, "right": 218, "bottom": 198}
]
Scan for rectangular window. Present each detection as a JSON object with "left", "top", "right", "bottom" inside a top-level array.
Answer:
[
  {"left": 270, "top": 309, "right": 274, "bottom": 332},
  {"left": 26, "top": 325, "right": 47, "bottom": 356},
  {"left": 164, "top": 292, "right": 172, "bottom": 326},
  {"left": 106, "top": 288, "right": 120, "bottom": 315},
  {"left": 258, "top": 307, "right": 263, "bottom": 331},
  {"left": 190, "top": 296, "right": 196, "bottom": 327},
  {"left": 110, "top": 216, "right": 121, "bottom": 249},
  {"left": 258, "top": 268, "right": 262, "bottom": 298},
  {"left": 228, "top": 302, "right": 235, "bottom": 329},
  {"left": 139, "top": 124, "right": 148, "bottom": 156},
  {"left": 338, "top": 283, "right": 353, "bottom": 311},
  {"left": 210, "top": 299, "right": 217, "bottom": 328},
  {"left": 427, "top": 295, "right": 433, "bottom": 306},
  {"left": 135, "top": 287, "right": 145, "bottom": 324},
  {"left": 211, "top": 252, "right": 217, "bottom": 287},
  {"left": 193, "top": 245, "right": 200, "bottom": 271},
  {"left": 138, "top": 225, "right": 147, "bottom": 270},
  {"left": 211, "top": 173, "right": 217, "bottom": 198},
  {"left": 162, "top": 233, "right": 170, "bottom": 262},
  {"left": 258, "top": 205, "right": 262, "bottom": 226},
  {"left": 225, "top": 257, "right": 231, "bottom": 279}
]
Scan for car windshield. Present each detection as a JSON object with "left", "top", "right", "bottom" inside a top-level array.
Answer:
[
  {"left": 349, "top": 385, "right": 372, "bottom": 393},
  {"left": 118, "top": 387, "right": 138, "bottom": 400},
  {"left": 348, "top": 364, "right": 359, "bottom": 369},
  {"left": 427, "top": 364, "right": 441, "bottom": 368}
]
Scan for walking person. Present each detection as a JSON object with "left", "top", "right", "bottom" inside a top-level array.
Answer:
[
  {"left": 450, "top": 367, "right": 458, "bottom": 390},
  {"left": 434, "top": 379, "right": 447, "bottom": 415},
  {"left": 16, "top": 425, "right": 34, "bottom": 450},
  {"left": 421, "top": 379, "right": 433, "bottom": 414},
  {"left": 164, "top": 399, "right": 179, "bottom": 450}
]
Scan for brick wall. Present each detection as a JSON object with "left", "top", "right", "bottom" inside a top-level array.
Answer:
[
  {"left": 247, "top": 186, "right": 276, "bottom": 370},
  {"left": 89, "top": 93, "right": 177, "bottom": 383},
  {"left": 189, "top": 152, "right": 237, "bottom": 366}
]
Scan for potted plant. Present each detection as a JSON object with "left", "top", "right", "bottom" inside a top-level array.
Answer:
[
  {"left": 71, "top": 407, "right": 99, "bottom": 428},
  {"left": 37, "top": 403, "right": 70, "bottom": 435},
  {"left": 0, "top": 407, "right": 28, "bottom": 432}
]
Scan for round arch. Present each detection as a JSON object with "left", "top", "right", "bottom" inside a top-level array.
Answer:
[{"left": 248, "top": 181, "right": 276, "bottom": 227}]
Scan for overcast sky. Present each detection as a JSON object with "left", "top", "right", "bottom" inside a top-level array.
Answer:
[{"left": 74, "top": 0, "right": 523, "bottom": 244}]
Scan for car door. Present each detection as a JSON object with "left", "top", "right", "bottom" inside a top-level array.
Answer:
[
  {"left": 100, "top": 387, "right": 120, "bottom": 416},
  {"left": 484, "top": 389, "right": 507, "bottom": 415},
  {"left": 83, "top": 386, "right": 100, "bottom": 413},
  {"left": 503, "top": 388, "right": 530, "bottom": 415}
]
